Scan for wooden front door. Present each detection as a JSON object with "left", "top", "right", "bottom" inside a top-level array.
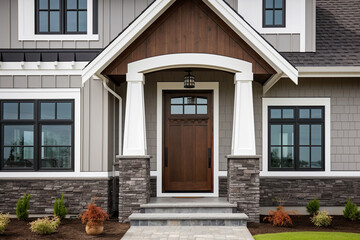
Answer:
[{"left": 163, "top": 91, "right": 213, "bottom": 192}]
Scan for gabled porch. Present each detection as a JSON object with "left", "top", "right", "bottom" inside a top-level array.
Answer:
[{"left": 81, "top": 0, "right": 298, "bottom": 223}]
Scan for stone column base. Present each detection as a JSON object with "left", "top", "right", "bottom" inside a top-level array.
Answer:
[
  {"left": 116, "top": 155, "right": 151, "bottom": 223},
  {"left": 227, "top": 155, "right": 260, "bottom": 223}
]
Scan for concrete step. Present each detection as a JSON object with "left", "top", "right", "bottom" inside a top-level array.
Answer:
[
  {"left": 140, "top": 198, "right": 237, "bottom": 213},
  {"left": 129, "top": 213, "right": 248, "bottom": 226}
]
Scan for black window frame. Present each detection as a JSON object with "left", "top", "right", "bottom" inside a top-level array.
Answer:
[
  {"left": 268, "top": 106, "right": 325, "bottom": 172},
  {"left": 263, "top": 0, "right": 286, "bottom": 28},
  {"left": 35, "top": 0, "right": 89, "bottom": 34},
  {"left": 0, "top": 99, "right": 75, "bottom": 172}
]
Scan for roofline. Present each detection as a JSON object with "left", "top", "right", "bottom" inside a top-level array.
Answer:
[
  {"left": 298, "top": 66, "right": 360, "bottom": 78},
  {"left": 82, "top": 0, "right": 298, "bottom": 88},
  {"left": 82, "top": 0, "right": 175, "bottom": 82},
  {"left": 205, "top": 0, "right": 298, "bottom": 83}
]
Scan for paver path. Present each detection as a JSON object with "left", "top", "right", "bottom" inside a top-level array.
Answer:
[{"left": 122, "top": 226, "right": 254, "bottom": 240}]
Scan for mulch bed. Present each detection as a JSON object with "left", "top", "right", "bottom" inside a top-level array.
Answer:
[
  {"left": 248, "top": 215, "right": 360, "bottom": 236},
  {"left": 0, "top": 218, "right": 130, "bottom": 240}
]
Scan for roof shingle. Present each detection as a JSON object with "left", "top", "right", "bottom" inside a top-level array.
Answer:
[{"left": 282, "top": 0, "right": 360, "bottom": 67}]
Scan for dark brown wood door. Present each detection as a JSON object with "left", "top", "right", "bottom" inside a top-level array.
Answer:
[{"left": 163, "top": 91, "right": 213, "bottom": 192}]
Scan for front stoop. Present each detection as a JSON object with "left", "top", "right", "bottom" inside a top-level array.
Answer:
[{"left": 128, "top": 197, "right": 249, "bottom": 226}]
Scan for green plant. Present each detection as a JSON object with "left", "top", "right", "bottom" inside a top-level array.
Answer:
[
  {"left": 343, "top": 198, "right": 360, "bottom": 221},
  {"left": 306, "top": 197, "right": 320, "bottom": 216},
  {"left": 29, "top": 217, "right": 60, "bottom": 235},
  {"left": 0, "top": 213, "right": 10, "bottom": 234},
  {"left": 311, "top": 210, "right": 332, "bottom": 227},
  {"left": 16, "top": 194, "right": 31, "bottom": 220},
  {"left": 54, "top": 193, "right": 68, "bottom": 220},
  {"left": 263, "top": 206, "right": 297, "bottom": 227}
]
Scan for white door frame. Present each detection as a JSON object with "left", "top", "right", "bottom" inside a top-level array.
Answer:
[{"left": 154, "top": 82, "right": 219, "bottom": 197}]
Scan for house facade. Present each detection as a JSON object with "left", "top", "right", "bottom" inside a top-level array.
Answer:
[{"left": 0, "top": 0, "right": 359, "bottom": 223}]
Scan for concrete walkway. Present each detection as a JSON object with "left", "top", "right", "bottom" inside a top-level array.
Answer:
[{"left": 122, "top": 226, "right": 254, "bottom": 240}]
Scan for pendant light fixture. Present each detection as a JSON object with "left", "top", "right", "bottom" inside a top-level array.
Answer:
[{"left": 184, "top": 71, "right": 195, "bottom": 88}]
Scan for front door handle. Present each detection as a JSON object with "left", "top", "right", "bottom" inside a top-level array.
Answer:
[
  {"left": 208, "top": 148, "right": 211, "bottom": 168},
  {"left": 165, "top": 147, "right": 168, "bottom": 167}
]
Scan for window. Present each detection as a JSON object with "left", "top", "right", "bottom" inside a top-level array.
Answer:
[
  {"left": 268, "top": 106, "right": 324, "bottom": 171},
  {"left": 0, "top": 100, "right": 74, "bottom": 171},
  {"left": 263, "top": 0, "right": 285, "bottom": 27},
  {"left": 170, "top": 96, "right": 208, "bottom": 115},
  {"left": 36, "top": 0, "right": 87, "bottom": 34}
]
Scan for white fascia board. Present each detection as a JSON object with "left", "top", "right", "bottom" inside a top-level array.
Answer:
[
  {"left": 298, "top": 67, "right": 360, "bottom": 78},
  {"left": 82, "top": 0, "right": 175, "bottom": 83},
  {"left": 0, "top": 62, "right": 88, "bottom": 75},
  {"left": 204, "top": 0, "right": 298, "bottom": 84}
]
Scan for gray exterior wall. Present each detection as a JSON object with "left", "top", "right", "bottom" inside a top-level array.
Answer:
[
  {"left": 0, "top": 75, "right": 119, "bottom": 172},
  {"left": 0, "top": 0, "right": 238, "bottom": 49},
  {"left": 261, "top": 34, "right": 301, "bottom": 52},
  {"left": 0, "top": 75, "right": 82, "bottom": 88},
  {"left": 144, "top": 70, "right": 235, "bottom": 171},
  {"left": 305, "top": 0, "right": 316, "bottom": 52},
  {"left": 263, "top": 77, "right": 360, "bottom": 171}
]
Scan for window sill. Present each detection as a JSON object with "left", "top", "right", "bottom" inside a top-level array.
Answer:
[{"left": 19, "top": 34, "right": 99, "bottom": 41}]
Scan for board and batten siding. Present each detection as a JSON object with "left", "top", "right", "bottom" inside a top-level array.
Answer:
[
  {"left": 0, "top": 0, "right": 238, "bottom": 49},
  {"left": 0, "top": 75, "right": 118, "bottom": 173},
  {"left": 264, "top": 78, "right": 360, "bottom": 171}
]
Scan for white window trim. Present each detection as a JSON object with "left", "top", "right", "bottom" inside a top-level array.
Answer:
[
  {"left": 261, "top": 98, "right": 334, "bottom": 177},
  {"left": 18, "top": 0, "right": 98, "bottom": 41},
  {"left": 153, "top": 82, "right": 220, "bottom": 197},
  {"left": 0, "top": 89, "right": 84, "bottom": 178}
]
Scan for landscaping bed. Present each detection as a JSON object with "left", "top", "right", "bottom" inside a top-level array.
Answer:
[
  {"left": 248, "top": 215, "right": 360, "bottom": 235},
  {"left": 0, "top": 218, "right": 129, "bottom": 240}
]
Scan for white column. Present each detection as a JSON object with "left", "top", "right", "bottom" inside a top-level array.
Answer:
[
  {"left": 231, "top": 72, "right": 256, "bottom": 156},
  {"left": 123, "top": 72, "right": 147, "bottom": 155}
]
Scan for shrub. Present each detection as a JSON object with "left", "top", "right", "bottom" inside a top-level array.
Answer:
[
  {"left": 306, "top": 197, "right": 320, "bottom": 216},
  {"left": 54, "top": 193, "right": 68, "bottom": 220},
  {"left": 29, "top": 217, "right": 60, "bottom": 235},
  {"left": 263, "top": 206, "right": 296, "bottom": 227},
  {"left": 80, "top": 199, "right": 109, "bottom": 227},
  {"left": 343, "top": 198, "right": 360, "bottom": 221},
  {"left": 0, "top": 213, "right": 10, "bottom": 234},
  {"left": 311, "top": 210, "right": 333, "bottom": 227},
  {"left": 16, "top": 194, "right": 31, "bottom": 220}
]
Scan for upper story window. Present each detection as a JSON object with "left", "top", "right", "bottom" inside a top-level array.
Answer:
[
  {"left": 263, "top": 0, "right": 285, "bottom": 27},
  {"left": 268, "top": 106, "right": 324, "bottom": 171},
  {"left": 36, "top": 0, "right": 88, "bottom": 34},
  {"left": 0, "top": 100, "right": 74, "bottom": 171}
]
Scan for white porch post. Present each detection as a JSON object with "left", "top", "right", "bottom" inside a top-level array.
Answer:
[
  {"left": 231, "top": 72, "right": 256, "bottom": 156},
  {"left": 122, "top": 72, "right": 147, "bottom": 155}
]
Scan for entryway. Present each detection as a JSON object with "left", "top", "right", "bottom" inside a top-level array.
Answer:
[{"left": 163, "top": 91, "right": 213, "bottom": 192}]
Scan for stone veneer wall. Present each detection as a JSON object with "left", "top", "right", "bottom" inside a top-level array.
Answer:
[
  {"left": 227, "top": 157, "right": 260, "bottom": 223},
  {"left": 0, "top": 179, "right": 113, "bottom": 215},
  {"left": 116, "top": 157, "right": 151, "bottom": 222},
  {"left": 260, "top": 178, "right": 360, "bottom": 206}
]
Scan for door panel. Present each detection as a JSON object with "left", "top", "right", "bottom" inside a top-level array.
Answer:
[{"left": 163, "top": 91, "right": 213, "bottom": 192}]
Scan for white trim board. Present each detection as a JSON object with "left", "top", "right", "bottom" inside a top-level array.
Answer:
[
  {"left": 82, "top": 0, "right": 298, "bottom": 89},
  {"left": 298, "top": 67, "right": 360, "bottom": 78},
  {"left": 155, "top": 82, "right": 220, "bottom": 197},
  {"left": 0, "top": 171, "right": 119, "bottom": 179},
  {"left": 18, "top": 0, "right": 98, "bottom": 41},
  {"left": 0, "top": 62, "right": 88, "bottom": 75},
  {"left": 0, "top": 89, "right": 82, "bottom": 178},
  {"left": 261, "top": 98, "right": 335, "bottom": 177}
]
